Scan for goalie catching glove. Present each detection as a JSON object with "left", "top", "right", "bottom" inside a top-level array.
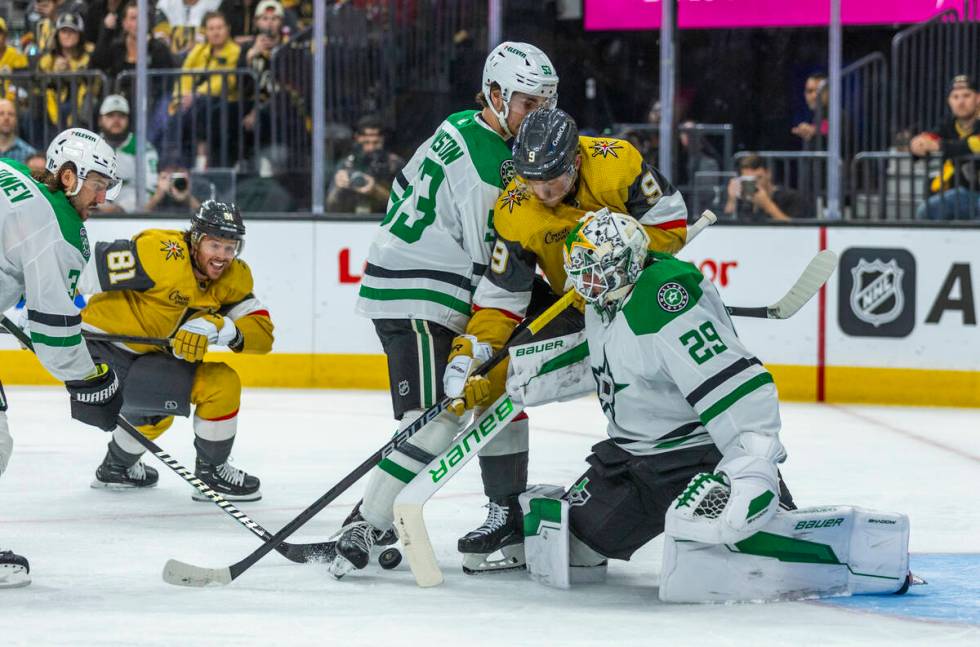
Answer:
[
  {"left": 65, "top": 363, "right": 124, "bottom": 431},
  {"left": 443, "top": 334, "right": 493, "bottom": 416},
  {"left": 172, "top": 313, "right": 241, "bottom": 362},
  {"left": 666, "top": 452, "right": 780, "bottom": 545}
]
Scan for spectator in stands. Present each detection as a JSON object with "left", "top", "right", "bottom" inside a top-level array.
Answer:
[
  {"left": 96, "top": 94, "right": 159, "bottom": 213},
  {"left": 29, "top": 0, "right": 62, "bottom": 55},
  {"left": 169, "top": 10, "right": 241, "bottom": 167},
  {"left": 910, "top": 75, "right": 980, "bottom": 220},
  {"left": 327, "top": 115, "right": 404, "bottom": 214},
  {"left": 91, "top": 1, "right": 174, "bottom": 101},
  {"left": 25, "top": 152, "right": 46, "bottom": 175},
  {"left": 0, "top": 99, "right": 37, "bottom": 163},
  {"left": 154, "top": 0, "right": 222, "bottom": 61},
  {"left": 83, "top": 0, "right": 125, "bottom": 46},
  {"left": 240, "top": 1, "right": 287, "bottom": 143},
  {"left": 723, "top": 154, "right": 810, "bottom": 221},
  {"left": 219, "top": 0, "right": 261, "bottom": 44},
  {"left": 791, "top": 72, "right": 828, "bottom": 149},
  {"left": 144, "top": 165, "right": 202, "bottom": 213},
  {"left": 37, "top": 12, "right": 94, "bottom": 128},
  {"left": 0, "top": 17, "right": 29, "bottom": 102}
]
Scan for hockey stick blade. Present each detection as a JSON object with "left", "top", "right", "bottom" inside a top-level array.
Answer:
[
  {"left": 726, "top": 250, "right": 837, "bottom": 319},
  {"left": 163, "top": 560, "right": 232, "bottom": 587},
  {"left": 0, "top": 316, "right": 334, "bottom": 568}
]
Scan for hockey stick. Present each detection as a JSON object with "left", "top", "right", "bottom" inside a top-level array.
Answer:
[
  {"left": 393, "top": 392, "right": 522, "bottom": 587},
  {"left": 393, "top": 210, "right": 721, "bottom": 588},
  {"left": 725, "top": 250, "right": 838, "bottom": 319},
  {"left": 0, "top": 316, "right": 333, "bottom": 565},
  {"left": 161, "top": 289, "right": 580, "bottom": 587},
  {"left": 0, "top": 327, "right": 170, "bottom": 347}
]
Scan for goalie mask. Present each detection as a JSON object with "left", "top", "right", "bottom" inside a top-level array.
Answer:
[{"left": 563, "top": 209, "right": 649, "bottom": 317}]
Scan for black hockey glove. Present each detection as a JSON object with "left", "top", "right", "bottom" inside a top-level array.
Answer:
[{"left": 65, "top": 363, "right": 124, "bottom": 432}]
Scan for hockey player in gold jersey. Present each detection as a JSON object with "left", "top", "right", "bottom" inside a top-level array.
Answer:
[
  {"left": 79, "top": 201, "right": 274, "bottom": 501},
  {"left": 445, "top": 109, "right": 689, "bottom": 571}
]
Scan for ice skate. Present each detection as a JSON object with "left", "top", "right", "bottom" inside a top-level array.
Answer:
[
  {"left": 91, "top": 452, "right": 159, "bottom": 489},
  {"left": 458, "top": 497, "right": 526, "bottom": 574},
  {"left": 191, "top": 458, "right": 261, "bottom": 502},
  {"left": 0, "top": 550, "right": 30, "bottom": 588}
]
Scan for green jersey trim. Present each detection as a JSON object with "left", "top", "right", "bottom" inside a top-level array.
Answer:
[
  {"left": 623, "top": 256, "right": 704, "bottom": 336},
  {"left": 120, "top": 132, "right": 136, "bottom": 155},
  {"left": 446, "top": 110, "right": 511, "bottom": 189},
  {"left": 30, "top": 331, "right": 82, "bottom": 347},
  {"left": 358, "top": 285, "right": 471, "bottom": 316},
  {"left": 699, "top": 372, "right": 774, "bottom": 425},
  {"left": 1, "top": 159, "right": 88, "bottom": 260}
]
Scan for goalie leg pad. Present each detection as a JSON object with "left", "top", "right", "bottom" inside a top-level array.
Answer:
[
  {"left": 520, "top": 485, "right": 607, "bottom": 589},
  {"left": 659, "top": 506, "right": 910, "bottom": 603}
]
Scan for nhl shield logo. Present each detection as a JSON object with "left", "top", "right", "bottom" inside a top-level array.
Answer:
[
  {"left": 849, "top": 258, "right": 904, "bottom": 327},
  {"left": 838, "top": 247, "right": 916, "bottom": 338}
]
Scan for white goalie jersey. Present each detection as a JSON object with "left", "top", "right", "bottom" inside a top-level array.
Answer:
[
  {"left": 583, "top": 254, "right": 785, "bottom": 460},
  {"left": 355, "top": 110, "right": 515, "bottom": 334}
]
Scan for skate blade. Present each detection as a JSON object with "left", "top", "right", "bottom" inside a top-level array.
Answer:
[
  {"left": 90, "top": 479, "right": 157, "bottom": 490},
  {"left": 191, "top": 489, "right": 262, "bottom": 502},
  {"left": 327, "top": 555, "right": 358, "bottom": 580},
  {"left": 0, "top": 565, "right": 31, "bottom": 588},
  {"left": 461, "top": 543, "right": 526, "bottom": 575}
]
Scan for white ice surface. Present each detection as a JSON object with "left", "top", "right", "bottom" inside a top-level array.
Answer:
[{"left": 1, "top": 387, "right": 978, "bottom": 646}]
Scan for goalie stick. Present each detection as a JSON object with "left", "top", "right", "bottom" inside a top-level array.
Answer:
[
  {"left": 0, "top": 316, "right": 333, "bottom": 565},
  {"left": 724, "top": 250, "right": 838, "bottom": 320},
  {"left": 160, "top": 210, "right": 720, "bottom": 587}
]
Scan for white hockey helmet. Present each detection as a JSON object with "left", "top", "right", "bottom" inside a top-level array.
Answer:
[
  {"left": 46, "top": 127, "right": 121, "bottom": 200},
  {"left": 563, "top": 208, "right": 650, "bottom": 314},
  {"left": 483, "top": 41, "right": 559, "bottom": 138}
]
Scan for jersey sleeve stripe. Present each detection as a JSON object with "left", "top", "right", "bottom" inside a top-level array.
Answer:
[
  {"left": 472, "top": 304, "right": 522, "bottom": 323},
  {"left": 685, "top": 356, "right": 763, "bottom": 406},
  {"left": 358, "top": 286, "right": 471, "bottom": 316},
  {"left": 27, "top": 310, "right": 82, "bottom": 327},
  {"left": 654, "top": 219, "right": 687, "bottom": 231},
  {"left": 365, "top": 262, "right": 473, "bottom": 292},
  {"left": 699, "top": 372, "right": 774, "bottom": 425},
  {"left": 30, "top": 331, "right": 82, "bottom": 347}
]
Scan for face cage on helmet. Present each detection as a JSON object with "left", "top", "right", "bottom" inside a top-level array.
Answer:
[{"left": 567, "top": 249, "right": 631, "bottom": 305}]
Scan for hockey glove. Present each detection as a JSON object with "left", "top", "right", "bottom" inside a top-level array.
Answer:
[
  {"left": 172, "top": 314, "right": 241, "bottom": 362},
  {"left": 444, "top": 334, "right": 493, "bottom": 415},
  {"left": 65, "top": 363, "right": 124, "bottom": 432}
]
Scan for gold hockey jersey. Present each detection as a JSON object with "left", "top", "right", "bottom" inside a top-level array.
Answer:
[
  {"left": 81, "top": 229, "right": 273, "bottom": 355},
  {"left": 467, "top": 136, "right": 688, "bottom": 349}
]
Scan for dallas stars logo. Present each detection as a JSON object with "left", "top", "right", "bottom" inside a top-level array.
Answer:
[
  {"left": 590, "top": 139, "right": 623, "bottom": 159},
  {"left": 592, "top": 350, "right": 628, "bottom": 420},
  {"left": 161, "top": 240, "right": 185, "bottom": 261},
  {"left": 501, "top": 186, "right": 528, "bottom": 212}
]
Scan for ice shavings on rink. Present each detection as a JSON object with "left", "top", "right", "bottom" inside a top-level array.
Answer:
[{"left": 0, "top": 387, "right": 978, "bottom": 646}]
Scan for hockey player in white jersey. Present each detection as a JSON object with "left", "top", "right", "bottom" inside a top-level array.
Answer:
[
  {"left": 0, "top": 128, "right": 126, "bottom": 588},
  {"left": 512, "top": 209, "right": 913, "bottom": 600},
  {"left": 328, "top": 42, "right": 560, "bottom": 577}
]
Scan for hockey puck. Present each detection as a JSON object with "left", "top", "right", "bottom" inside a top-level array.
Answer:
[{"left": 378, "top": 547, "right": 402, "bottom": 570}]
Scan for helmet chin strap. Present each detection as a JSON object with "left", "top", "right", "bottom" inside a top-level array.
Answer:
[{"left": 489, "top": 96, "right": 513, "bottom": 139}]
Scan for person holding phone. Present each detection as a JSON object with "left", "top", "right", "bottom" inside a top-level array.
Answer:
[{"left": 723, "top": 154, "right": 808, "bottom": 221}]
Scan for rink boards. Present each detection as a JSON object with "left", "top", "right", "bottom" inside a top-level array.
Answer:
[{"left": 2, "top": 219, "right": 977, "bottom": 406}]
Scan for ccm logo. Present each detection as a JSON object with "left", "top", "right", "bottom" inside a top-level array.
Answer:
[{"left": 696, "top": 259, "right": 738, "bottom": 287}]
